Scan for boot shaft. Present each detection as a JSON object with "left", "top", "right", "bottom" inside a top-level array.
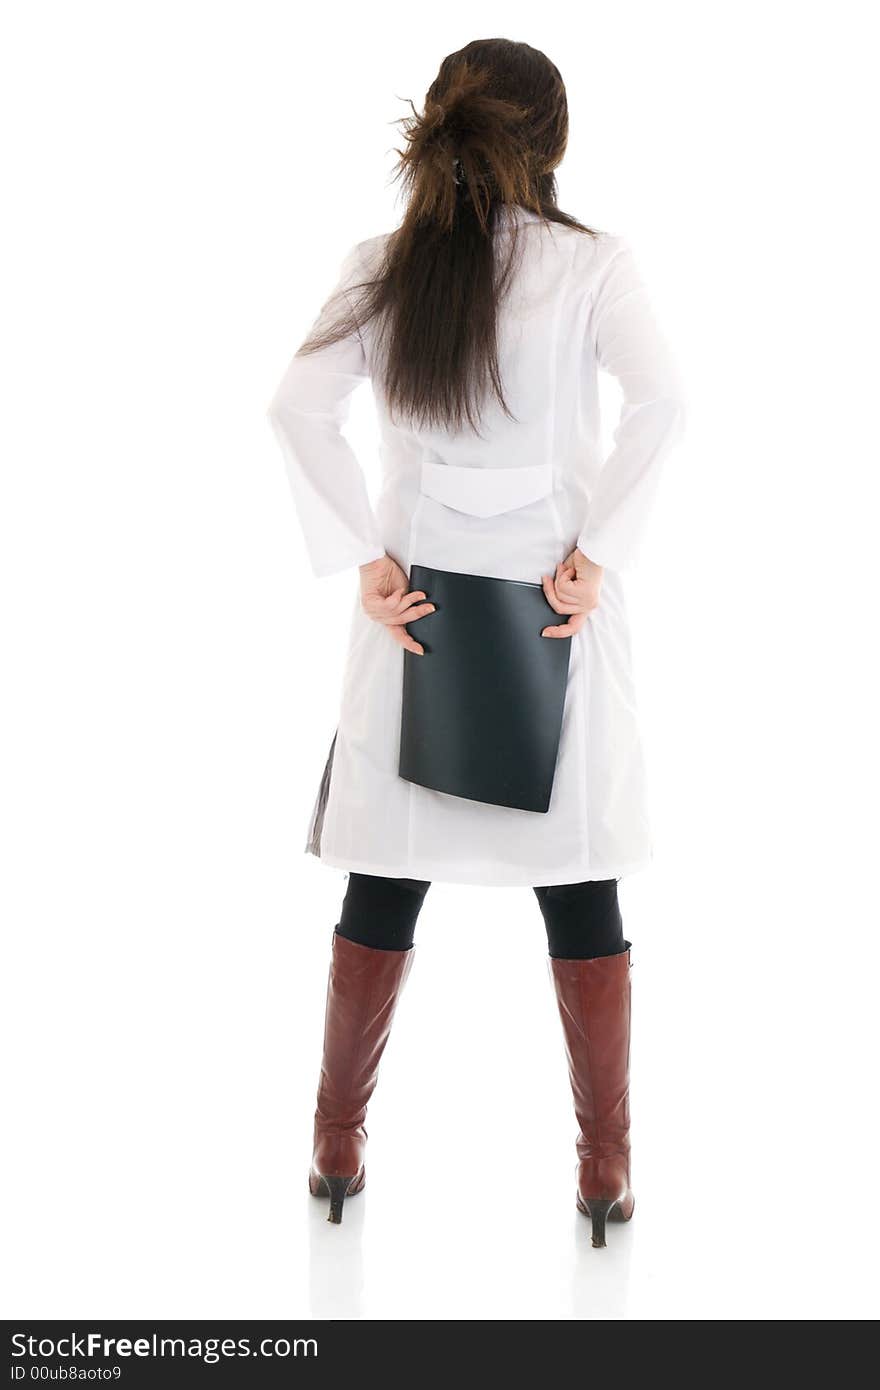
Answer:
[
  {"left": 550, "top": 947, "right": 632, "bottom": 1158},
  {"left": 315, "top": 932, "right": 415, "bottom": 1133}
]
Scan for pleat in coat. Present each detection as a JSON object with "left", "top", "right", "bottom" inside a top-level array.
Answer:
[{"left": 267, "top": 206, "right": 685, "bottom": 887}]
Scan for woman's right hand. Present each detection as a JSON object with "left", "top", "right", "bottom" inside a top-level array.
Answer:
[
  {"left": 541, "top": 548, "right": 604, "bottom": 638},
  {"left": 359, "top": 554, "right": 435, "bottom": 656}
]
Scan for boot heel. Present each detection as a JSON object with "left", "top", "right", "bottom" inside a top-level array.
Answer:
[
  {"left": 584, "top": 1198, "right": 614, "bottom": 1248},
  {"left": 315, "top": 1174, "right": 357, "bottom": 1224}
]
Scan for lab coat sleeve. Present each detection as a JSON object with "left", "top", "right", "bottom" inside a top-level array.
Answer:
[
  {"left": 266, "top": 242, "right": 386, "bottom": 578},
  {"left": 577, "top": 237, "right": 686, "bottom": 571}
]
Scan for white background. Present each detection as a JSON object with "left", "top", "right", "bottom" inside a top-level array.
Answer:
[{"left": 2, "top": 1, "right": 878, "bottom": 1320}]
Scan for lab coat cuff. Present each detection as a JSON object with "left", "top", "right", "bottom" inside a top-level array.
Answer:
[
  {"left": 310, "top": 543, "right": 386, "bottom": 579},
  {"left": 575, "top": 530, "right": 635, "bottom": 573}
]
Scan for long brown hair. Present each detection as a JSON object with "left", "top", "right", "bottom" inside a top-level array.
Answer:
[{"left": 297, "top": 39, "right": 597, "bottom": 435}]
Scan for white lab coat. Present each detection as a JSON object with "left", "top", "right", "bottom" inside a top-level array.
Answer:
[{"left": 267, "top": 205, "right": 685, "bottom": 886}]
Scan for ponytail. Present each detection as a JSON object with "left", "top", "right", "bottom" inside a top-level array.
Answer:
[
  {"left": 297, "top": 41, "right": 595, "bottom": 434},
  {"left": 394, "top": 62, "right": 538, "bottom": 235}
]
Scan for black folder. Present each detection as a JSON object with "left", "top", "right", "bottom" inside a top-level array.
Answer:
[{"left": 398, "top": 565, "right": 572, "bottom": 813}]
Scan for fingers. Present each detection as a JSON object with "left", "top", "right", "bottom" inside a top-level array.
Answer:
[
  {"left": 363, "top": 589, "right": 434, "bottom": 622},
  {"left": 361, "top": 587, "right": 423, "bottom": 610},
  {"left": 385, "top": 602, "right": 435, "bottom": 627},
  {"left": 541, "top": 572, "right": 566, "bottom": 614},
  {"left": 378, "top": 588, "right": 430, "bottom": 615},
  {"left": 553, "top": 588, "right": 586, "bottom": 611},
  {"left": 555, "top": 562, "right": 580, "bottom": 596},
  {"left": 384, "top": 589, "right": 426, "bottom": 611},
  {"left": 542, "top": 611, "right": 589, "bottom": 639},
  {"left": 388, "top": 625, "right": 424, "bottom": 656},
  {"left": 542, "top": 572, "right": 582, "bottom": 615}
]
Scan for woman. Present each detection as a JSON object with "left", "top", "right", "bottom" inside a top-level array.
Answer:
[{"left": 267, "top": 39, "right": 685, "bottom": 1247}]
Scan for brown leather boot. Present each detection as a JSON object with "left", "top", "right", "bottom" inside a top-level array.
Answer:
[
  {"left": 308, "top": 931, "right": 415, "bottom": 1223},
  {"left": 550, "top": 945, "right": 635, "bottom": 1247}
]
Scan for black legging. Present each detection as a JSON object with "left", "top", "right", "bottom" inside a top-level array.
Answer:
[{"left": 336, "top": 872, "right": 626, "bottom": 960}]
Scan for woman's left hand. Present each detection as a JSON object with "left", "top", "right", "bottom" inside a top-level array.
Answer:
[{"left": 541, "top": 548, "right": 603, "bottom": 638}]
